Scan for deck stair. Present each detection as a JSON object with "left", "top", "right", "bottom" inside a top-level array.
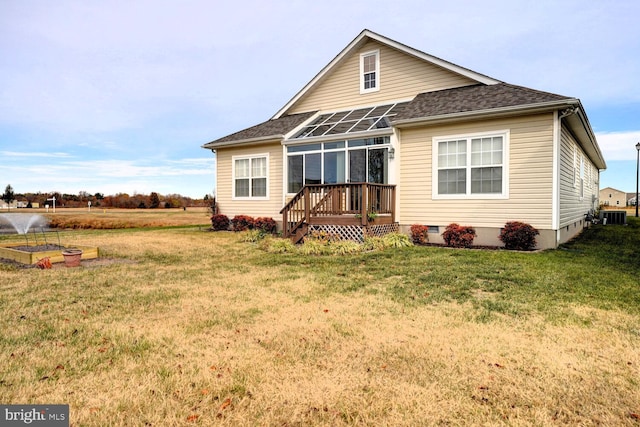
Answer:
[{"left": 280, "top": 183, "right": 397, "bottom": 243}]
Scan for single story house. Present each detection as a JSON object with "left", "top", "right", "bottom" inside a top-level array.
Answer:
[
  {"left": 203, "top": 29, "right": 606, "bottom": 249},
  {"left": 599, "top": 187, "right": 628, "bottom": 207}
]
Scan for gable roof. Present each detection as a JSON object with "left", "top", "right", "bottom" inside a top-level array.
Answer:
[
  {"left": 272, "top": 29, "right": 500, "bottom": 120},
  {"left": 202, "top": 30, "right": 605, "bottom": 170}
]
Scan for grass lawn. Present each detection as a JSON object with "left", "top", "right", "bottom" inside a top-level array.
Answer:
[{"left": 0, "top": 218, "right": 638, "bottom": 426}]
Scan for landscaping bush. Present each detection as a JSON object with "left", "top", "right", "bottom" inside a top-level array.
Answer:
[
  {"left": 254, "top": 217, "right": 277, "bottom": 234},
  {"left": 410, "top": 224, "right": 429, "bottom": 244},
  {"left": 382, "top": 232, "right": 413, "bottom": 248},
  {"left": 231, "top": 215, "right": 254, "bottom": 231},
  {"left": 499, "top": 221, "right": 539, "bottom": 251},
  {"left": 210, "top": 214, "right": 230, "bottom": 231},
  {"left": 442, "top": 223, "right": 476, "bottom": 248}
]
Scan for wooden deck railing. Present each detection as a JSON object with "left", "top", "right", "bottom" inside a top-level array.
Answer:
[{"left": 280, "top": 183, "right": 396, "bottom": 240}]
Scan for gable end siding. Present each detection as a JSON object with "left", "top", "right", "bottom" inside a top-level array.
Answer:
[
  {"left": 559, "top": 125, "right": 597, "bottom": 227},
  {"left": 287, "top": 40, "right": 477, "bottom": 115}
]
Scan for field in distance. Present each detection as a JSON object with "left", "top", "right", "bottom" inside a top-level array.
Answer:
[{"left": 28, "top": 207, "right": 212, "bottom": 229}]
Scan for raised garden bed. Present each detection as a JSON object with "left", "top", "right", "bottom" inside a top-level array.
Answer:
[{"left": 0, "top": 243, "right": 99, "bottom": 265}]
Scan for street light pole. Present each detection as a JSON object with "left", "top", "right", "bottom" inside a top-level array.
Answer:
[{"left": 636, "top": 142, "right": 640, "bottom": 217}]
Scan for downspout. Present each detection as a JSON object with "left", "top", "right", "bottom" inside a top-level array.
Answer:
[{"left": 552, "top": 111, "right": 561, "bottom": 245}]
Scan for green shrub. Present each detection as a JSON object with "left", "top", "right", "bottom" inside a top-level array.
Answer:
[
  {"left": 299, "top": 239, "right": 331, "bottom": 255},
  {"left": 381, "top": 232, "right": 413, "bottom": 248},
  {"left": 262, "top": 238, "right": 297, "bottom": 253},
  {"left": 330, "top": 240, "right": 362, "bottom": 255},
  {"left": 499, "top": 221, "right": 539, "bottom": 250},
  {"left": 362, "top": 236, "right": 386, "bottom": 252},
  {"left": 240, "top": 229, "right": 267, "bottom": 242}
]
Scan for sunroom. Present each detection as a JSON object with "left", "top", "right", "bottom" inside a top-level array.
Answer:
[{"left": 280, "top": 102, "right": 407, "bottom": 242}]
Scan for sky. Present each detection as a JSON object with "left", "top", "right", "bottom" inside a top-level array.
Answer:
[{"left": 1, "top": 0, "right": 639, "bottom": 199}]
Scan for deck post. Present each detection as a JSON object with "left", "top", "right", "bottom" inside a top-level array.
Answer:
[
  {"left": 391, "top": 185, "right": 396, "bottom": 223},
  {"left": 304, "top": 187, "right": 310, "bottom": 225},
  {"left": 360, "top": 183, "right": 367, "bottom": 226},
  {"left": 282, "top": 207, "right": 288, "bottom": 237}
]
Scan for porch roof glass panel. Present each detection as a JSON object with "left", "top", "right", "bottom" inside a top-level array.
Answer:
[{"left": 293, "top": 102, "right": 408, "bottom": 139}]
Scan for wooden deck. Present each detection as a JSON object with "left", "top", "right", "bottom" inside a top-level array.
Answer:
[{"left": 280, "top": 183, "right": 396, "bottom": 243}]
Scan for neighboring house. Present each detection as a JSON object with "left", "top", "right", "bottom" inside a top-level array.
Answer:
[
  {"left": 202, "top": 29, "right": 606, "bottom": 249},
  {"left": 627, "top": 193, "right": 637, "bottom": 206},
  {"left": 599, "top": 187, "right": 627, "bottom": 207}
]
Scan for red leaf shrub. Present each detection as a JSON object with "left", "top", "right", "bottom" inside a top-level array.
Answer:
[
  {"left": 442, "top": 223, "right": 476, "bottom": 248},
  {"left": 254, "top": 217, "right": 277, "bottom": 234},
  {"left": 210, "top": 214, "right": 230, "bottom": 231},
  {"left": 499, "top": 221, "right": 539, "bottom": 251},
  {"left": 231, "top": 215, "right": 254, "bottom": 231},
  {"left": 410, "top": 224, "right": 429, "bottom": 245}
]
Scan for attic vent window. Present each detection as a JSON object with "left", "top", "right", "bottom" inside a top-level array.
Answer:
[
  {"left": 293, "top": 102, "right": 408, "bottom": 139},
  {"left": 360, "top": 50, "right": 380, "bottom": 93}
]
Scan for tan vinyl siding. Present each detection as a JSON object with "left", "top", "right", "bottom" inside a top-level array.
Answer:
[
  {"left": 599, "top": 187, "right": 627, "bottom": 207},
  {"left": 559, "top": 126, "right": 597, "bottom": 227},
  {"left": 215, "top": 142, "right": 283, "bottom": 219},
  {"left": 287, "top": 41, "right": 477, "bottom": 114},
  {"left": 399, "top": 113, "right": 555, "bottom": 229}
]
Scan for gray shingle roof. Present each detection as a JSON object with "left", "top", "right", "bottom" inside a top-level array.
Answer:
[
  {"left": 204, "top": 83, "right": 574, "bottom": 147},
  {"left": 394, "top": 83, "right": 572, "bottom": 122},
  {"left": 203, "top": 111, "right": 316, "bottom": 147}
]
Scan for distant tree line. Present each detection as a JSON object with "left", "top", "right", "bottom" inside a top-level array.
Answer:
[{"left": 3, "top": 184, "right": 213, "bottom": 209}]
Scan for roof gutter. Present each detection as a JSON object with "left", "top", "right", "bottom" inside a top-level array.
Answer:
[
  {"left": 201, "top": 134, "right": 284, "bottom": 150},
  {"left": 392, "top": 99, "right": 580, "bottom": 128}
]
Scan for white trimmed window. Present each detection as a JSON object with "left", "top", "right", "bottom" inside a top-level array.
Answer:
[
  {"left": 233, "top": 154, "right": 268, "bottom": 199},
  {"left": 433, "top": 131, "right": 508, "bottom": 199},
  {"left": 360, "top": 50, "right": 380, "bottom": 93}
]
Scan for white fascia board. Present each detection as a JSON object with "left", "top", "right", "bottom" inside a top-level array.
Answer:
[
  {"left": 570, "top": 103, "right": 607, "bottom": 170},
  {"left": 283, "top": 128, "right": 394, "bottom": 146},
  {"left": 202, "top": 134, "right": 283, "bottom": 150},
  {"left": 363, "top": 30, "right": 500, "bottom": 86},
  {"left": 271, "top": 29, "right": 500, "bottom": 120}
]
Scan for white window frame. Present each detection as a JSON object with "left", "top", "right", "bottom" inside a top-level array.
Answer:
[
  {"left": 360, "top": 50, "right": 380, "bottom": 94},
  {"left": 579, "top": 154, "right": 585, "bottom": 200},
  {"left": 232, "top": 153, "right": 269, "bottom": 200},
  {"left": 285, "top": 137, "right": 391, "bottom": 195},
  {"left": 573, "top": 143, "right": 578, "bottom": 188},
  {"left": 432, "top": 130, "right": 509, "bottom": 200}
]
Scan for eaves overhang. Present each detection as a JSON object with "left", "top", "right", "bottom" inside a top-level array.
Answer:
[
  {"left": 201, "top": 134, "right": 284, "bottom": 150},
  {"left": 392, "top": 99, "right": 579, "bottom": 128},
  {"left": 564, "top": 103, "right": 606, "bottom": 170}
]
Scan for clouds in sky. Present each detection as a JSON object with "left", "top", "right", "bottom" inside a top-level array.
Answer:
[{"left": 1, "top": 0, "right": 639, "bottom": 197}]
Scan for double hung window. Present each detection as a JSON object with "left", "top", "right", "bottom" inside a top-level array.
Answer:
[
  {"left": 360, "top": 50, "right": 380, "bottom": 93},
  {"left": 233, "top": 155, "right": 268, "bottom": 199},
  {"left": 434, "top": 131, "right": 508, "bottom": 198}
]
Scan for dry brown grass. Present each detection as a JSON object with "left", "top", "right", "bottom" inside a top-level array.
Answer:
[
  {"left": 39, "top": 207, "right": 211, "bottom": 229},
  {"left": 0, "top": 229, "right": 638, "bottom": 426}
]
